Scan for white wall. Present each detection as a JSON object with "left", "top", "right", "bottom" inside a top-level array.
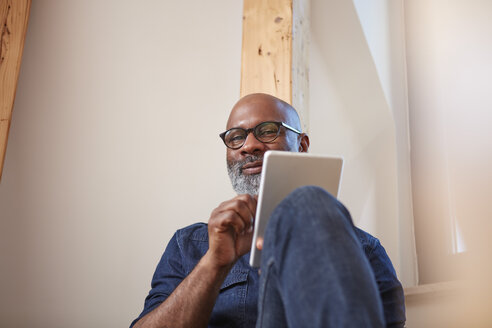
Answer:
[
  {"left": 352, "top": 0, "right": 417, "bottom": 288},
  {"left": 309, "top": 0, "right": 417, "bottom": 286},
  {"left": 0, "top": 1, "right": 242, "bottom": 326},
  {"left": 405, "top": 0, "right": 492, "bottom": 284},
  {"left": 403, "top": 0, "right": 492, "bottom": 325}
]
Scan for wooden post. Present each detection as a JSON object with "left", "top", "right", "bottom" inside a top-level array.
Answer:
[
  {"left": 0, "top": 0, "right": 31, "bottom": 181},
  {"left": 241, "top": 0, "right": 309, "bottom": 132}
]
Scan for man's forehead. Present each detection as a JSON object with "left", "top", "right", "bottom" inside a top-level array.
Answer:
[{"left": 226, "top": 98, "right": 288, "bottom": 129}]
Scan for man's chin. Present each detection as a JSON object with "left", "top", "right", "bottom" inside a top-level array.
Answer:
[{"left": 231, "top": 174, "right": 261, "bottom": 195}]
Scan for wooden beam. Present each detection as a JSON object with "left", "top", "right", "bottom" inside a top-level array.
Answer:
[
  {"left": 241, "top": 0, "right": 309, "bottom": 132},
  {"left": 0, "top": 0, "right": 31, "bottom": 181}
]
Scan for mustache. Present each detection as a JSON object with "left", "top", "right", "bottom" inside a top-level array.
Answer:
[
  {"left": 228, "top": 155, "right": 264, "bottom": 174},
  {"left": 237, "top": 155, "right": 263, "bottom": 167},
  {"left": 241, "top": 155, "right": 263, "bottom": 166}
]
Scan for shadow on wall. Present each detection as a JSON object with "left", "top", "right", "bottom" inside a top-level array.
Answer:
[{"left": 309, "top": 0, "right": 400, "bottom": 275}]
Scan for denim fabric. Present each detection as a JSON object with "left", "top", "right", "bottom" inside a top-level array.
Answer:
[
  {"left": 257, "top": 186, "right": 391, "bottom": 327},
  {"left": 131, "top": 188, "right": 405, "bottom": 327}
]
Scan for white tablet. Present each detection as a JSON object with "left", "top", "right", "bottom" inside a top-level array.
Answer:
[{"left": 249, "top": 151, "right": 344, "bottom": 267}]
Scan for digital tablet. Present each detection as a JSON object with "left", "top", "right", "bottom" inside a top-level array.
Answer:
[{"left": 249, "top": 151, "right": 344, "bottom": 267}]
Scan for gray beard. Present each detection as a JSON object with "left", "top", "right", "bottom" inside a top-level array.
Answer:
[{"left": 227, "top": 155, "right": 263, "bottom": 195}]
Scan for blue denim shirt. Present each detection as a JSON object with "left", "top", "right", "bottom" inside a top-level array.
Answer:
[{"left": 131, "top": 223, "right": 405, "bottom": 327}]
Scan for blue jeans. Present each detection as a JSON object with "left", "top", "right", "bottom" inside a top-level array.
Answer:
[{"left": 256, "top": 186, "right": 385, "bottom": 327}]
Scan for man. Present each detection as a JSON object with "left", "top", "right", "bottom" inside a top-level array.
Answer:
[{"left": 131, "top": 93, "right": 405, "bottom": 327}]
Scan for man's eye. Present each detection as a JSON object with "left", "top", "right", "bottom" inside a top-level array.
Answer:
[
  {"left": 259, "top": 129, "right": 277, "bottom": 136},
  {"left": 228, "top": 134, "right": 245, "bottom": 143}
]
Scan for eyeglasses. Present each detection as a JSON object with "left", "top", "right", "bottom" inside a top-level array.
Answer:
[{"left": 219, "top": 121, "right": 301, "bottom": 149}]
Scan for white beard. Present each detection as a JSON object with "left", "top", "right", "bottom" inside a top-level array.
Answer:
[{"left": 227, "top": 155, "right": 263, "bottom": 195}]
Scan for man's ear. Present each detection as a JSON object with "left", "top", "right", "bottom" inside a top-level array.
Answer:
[{"left": 298, "top": 133, "right": 310, "bottom": 152}]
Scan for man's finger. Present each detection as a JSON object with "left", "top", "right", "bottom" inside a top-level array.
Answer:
[
  {"left": 235, "top": 194, "right": 257, "bottom": 219},
  {"left": 220, "top": 211, "right": 247, "bottom": 236},
  {"left": 217, "top": 195, "right": 257, "bottom": 232},
  {"left": 256, "top": 237, "right": 263, "bottom": 250}
]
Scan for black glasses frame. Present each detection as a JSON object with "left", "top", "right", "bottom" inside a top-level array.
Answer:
[{"left": 219, "top": 121, "right": 302, "bottom": 149}]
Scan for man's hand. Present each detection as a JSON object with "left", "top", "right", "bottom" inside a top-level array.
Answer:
[
  {"left": 133, "top": 194, "right": 257, "bottom": 328},
  {"left": 206, "top": 194, "right": 257, "bottom": 268}
]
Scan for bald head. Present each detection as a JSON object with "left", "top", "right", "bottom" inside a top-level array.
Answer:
[{"left": 226, "top": 93, "right": 302, "bottom": 131}]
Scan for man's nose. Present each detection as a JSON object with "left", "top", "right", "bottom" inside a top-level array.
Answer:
[{"left": 241, "top": 132, "right": 266, "bottom": 155}]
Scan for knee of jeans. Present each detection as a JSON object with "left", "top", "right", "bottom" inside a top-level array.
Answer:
[
  {"left": 269, "top": 185, "right": 343, "bottom": 229},
  {"left": 284, "top": 185, "right": 339, "bottom": 213}
]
